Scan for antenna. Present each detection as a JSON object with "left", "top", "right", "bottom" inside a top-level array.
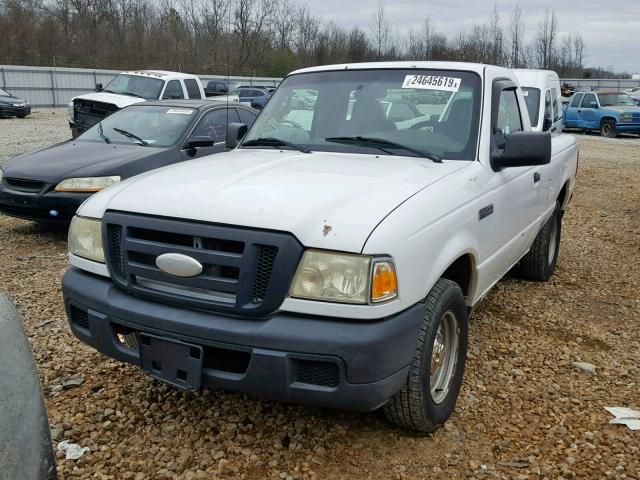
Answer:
[{"left": 226, "top": 0, "right": 231, "bottom": 136}]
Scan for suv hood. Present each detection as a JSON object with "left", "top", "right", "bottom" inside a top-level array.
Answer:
[
  {"left": 73, "top": 92, "right": 146, "bottom": 109},
  {"left": 0, "top": 95, "right": 28, "bottom": 105},
  {"left": 81, "top": 149, "right": 468, "bottom": 252}
]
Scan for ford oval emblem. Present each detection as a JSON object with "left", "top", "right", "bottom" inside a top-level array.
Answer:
[{"left": 156, "top": 253, "right": 203, "bottom": 278}]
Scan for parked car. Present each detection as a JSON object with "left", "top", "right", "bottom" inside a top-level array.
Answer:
[
  {"left": 0, "top": 88, "right": 31, "bottom": 118},
  {"left": 68, "top": 70, "right": 207, "bottom": 138},
  {"left": 61, "top": 61, "right": 577, "bottom": 433},
  {"left": 230, "top": 87, "right": 272, "bottom": 109},
  {"left": 564, "top": 91, "right": 640, "bottom": 137},
  {"left": 204, "top": 80, "right": 238, "bottom": 97},
  {"left": 0, "top": 100, "right": 257, "bottom": 223}
]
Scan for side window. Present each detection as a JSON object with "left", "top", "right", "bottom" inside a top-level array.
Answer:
[
  {"left": 495, "top": 89, "right": 523, "bottom": 149},
  {"left": 543, "top": 91, "right": 553, "bottom": 130},
  {"left": 163, "top": 80, "right": 184, "bottom": 99},
  {"left": 581, "top": 93, "right": 597, "bottom": 109},
  {"left": 570, "top": 94, "right": 583, "bottom": 108},
  {"left": 551, "top": 89, "right": 560, "bottom": 122},
  {"left": 191, "top": 108, "right": 240, "bottom": 143},
  {"left": 184, "top": 79, "right": 201, "bottom": 99},
  {"left": 237, "top": 108, "right": 257, "bottom": 127}
]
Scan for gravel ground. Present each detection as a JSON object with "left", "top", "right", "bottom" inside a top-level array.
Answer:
[{"left": 0, "top": 113, "right": 639, "bottom": 479}]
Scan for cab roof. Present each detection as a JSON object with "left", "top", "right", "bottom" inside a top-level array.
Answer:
[
  {"left": 121, "top": 70, "right": 199, "bottom": 80},
  {"left": 289, "top": 61, "right": 509, "bottom": 77}
]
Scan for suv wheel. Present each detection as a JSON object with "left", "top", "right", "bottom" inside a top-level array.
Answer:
[{"left": 383, "top": 279, "right": 468, "bottom": 432}]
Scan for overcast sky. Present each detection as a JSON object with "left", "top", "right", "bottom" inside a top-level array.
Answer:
[{"left": 306, "top": 0, "right": 640, "bottom": 74}]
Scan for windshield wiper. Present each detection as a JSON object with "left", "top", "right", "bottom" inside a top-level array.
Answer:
[
  {"left": 97, "top": 122, "right": 110, "bottom": 144},
  {"left": 325, "top": 136, "right": 442, "bottom": 163},
  {"left": 113, "top": 127, "right": 148, "bottom": 146},
  {"left": 242, "top": 137, "right": 311, "bottom": 154}
]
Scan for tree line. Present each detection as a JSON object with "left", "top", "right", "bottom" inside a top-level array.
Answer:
[{"left": 0, "top": 0, "right": 624, "bottom": 78}]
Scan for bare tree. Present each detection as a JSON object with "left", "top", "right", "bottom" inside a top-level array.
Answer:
[
  {"left": 509, "top": 2, "right": 525, "bottom": 68},
  {"left": 535, "top": 8, "right": 558, "bottom": 69},
  {"left": 370, "top": 0, "right": 390, "bottom": 59}
]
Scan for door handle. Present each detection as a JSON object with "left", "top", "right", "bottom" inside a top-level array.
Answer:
[{"left": 533, "top": 172, "right": 541, "bottom": 183}]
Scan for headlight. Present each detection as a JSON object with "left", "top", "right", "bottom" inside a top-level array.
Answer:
[
  {"left": 55, "top": 176, "right": 120, "bottom": 192},
  {"left": 290, "top": 250, "right": 398, "bottom": 304},
  {"left": 0, "top": 168, "right": 4, "bottom": 183},
  {"left": 621, "top": 113, "right": 633, "bottom": 123},
  {"left": 67, "top": 101, "right": 74, "bottom": 122},
  {"left": 68, "top": 216, "right": 104, "bottom": 263}
]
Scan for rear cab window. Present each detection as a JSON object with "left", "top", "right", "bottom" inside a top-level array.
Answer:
[
  {"left": 184, "top": 79, "right": 202, "bottom": 99},
  {"left": 570, "top": 94, "right": 583, "bottom": 108}
]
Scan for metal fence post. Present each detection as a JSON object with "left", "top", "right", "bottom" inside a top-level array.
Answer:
[
  {"left": 0, "top": 66, "right": 6, "bottom": 90},
  {"left": 49, "top": 68, "right": 57, "bottom": 107}
]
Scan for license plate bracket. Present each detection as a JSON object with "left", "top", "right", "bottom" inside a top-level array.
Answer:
[{"left": 139, "top": 334, "right": 203, "bottom": 390}]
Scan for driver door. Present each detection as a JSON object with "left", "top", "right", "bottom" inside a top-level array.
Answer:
[{"left": 181, "top": 108, "right": 240, "bottom": 160}]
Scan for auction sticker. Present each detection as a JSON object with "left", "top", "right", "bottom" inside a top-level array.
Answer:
[
  {"left": 166, "top": 108, "right": 194, "bottom": 115},
  {"left": 402, "top": 75, "right": 461, "bottom": 92}
]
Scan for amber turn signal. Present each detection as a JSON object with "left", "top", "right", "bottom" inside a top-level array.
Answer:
[{"left": 371, "top": 261, "right": 398, "bottom": 302}]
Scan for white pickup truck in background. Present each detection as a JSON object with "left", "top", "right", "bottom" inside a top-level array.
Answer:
[
  {"left": 68, "top": 70, "right": 229, "bottom": 137},
  {"left": 62, "top": 61, "right": 578, "bottom": 432}
]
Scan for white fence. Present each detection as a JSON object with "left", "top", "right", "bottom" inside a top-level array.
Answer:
[
  {"left": 0, "top": 65, "right": 282, "bottom": 107},
  {"left": 560, "top": 78, "right": 640, "bottom": 92}
]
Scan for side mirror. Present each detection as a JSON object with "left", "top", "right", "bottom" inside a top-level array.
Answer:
[
  {"left": 185, "top": 135, "right": 215, "bottom": 149},
  {"left": 170, "top": 94, "right": 182, "bottom": 99},
  {"left": 95, "top": 83, "right": 103, "bottom": 92},
  {"left": 491, "top": 131, "right": 551, "bottom": 171},
  {"left": 226, "top": 123, "right": 248, "bottom": 149},
  {"left": 589, "top": 101, "right": 598, "bottom": 109}
]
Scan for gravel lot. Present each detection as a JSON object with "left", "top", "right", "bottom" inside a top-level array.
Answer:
[{"left": 1, "top": 112, "right": 639, "bottom": 480}]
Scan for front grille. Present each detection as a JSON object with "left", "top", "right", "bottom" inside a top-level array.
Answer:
[
  {"left": 4, "top": 177, "right": 46, "bottom": 193},
  {"left": 73, "top": 99, "right": 119, "bottom": 132},
  {"left": 294, "top": 360, "right": 340, "bottom": 387},
  {"left": 103, "top": 211, "right": 303, "bottom": 318}
]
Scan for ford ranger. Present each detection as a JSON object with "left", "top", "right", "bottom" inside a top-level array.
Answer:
[{"left": 62, "top": 62, "right": 578, "bottom": 432}]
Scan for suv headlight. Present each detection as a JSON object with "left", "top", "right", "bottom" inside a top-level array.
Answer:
[
  {"left": 0, "top": 168, "right": 4, "bottom": 183},
  {"left": 68, "top": 216, "right": 104, "bottom": 263},
  {"left": 621, "top": 113, "right": 633, "bottom": 123},
  {"left": 67, "top": 101, "right": 74, "bottom": 122},
  {"left": 55, "top": 176, "right": 120, "bottom": 192},
  {"left": 290, "top": 250, "right": 397, "bottom": 304}
]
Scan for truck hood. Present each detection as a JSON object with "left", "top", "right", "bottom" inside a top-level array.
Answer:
[
  {"left": 81, "top": 149, "right": 469, "bottom": 252},
  {"left": 2, "top": 141, "right": 163, "bottom": 184},
  {"left": 72, "top": 92, "right": 146, "bottom": 109}
]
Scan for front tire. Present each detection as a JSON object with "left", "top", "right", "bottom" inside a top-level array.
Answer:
[
  {"left": 600, "top": 119, "right": 617, "bottom": 138},
  {"left": 519, "top": 203, "right": 561, "bottom": 281},
  {"left": 383, "top": 279, "right": 468, "bottom": 433}
]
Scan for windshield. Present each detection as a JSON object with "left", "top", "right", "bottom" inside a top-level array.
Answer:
[
  {"left": 0, "top": 88, "right": 9, "bottom": 97},
  {"left": 103, "top": 74, "right": 164, "bottom": 100},
  {"left": 241, "top": 69, "right": 481, "bottom": 160},
  {"left": 598, "top": 93, "right": 637, "bottom": 107},
  {"left": 78, "top": 105, "right": 196, "bottom": 147},
  {"left": 521, "top": 88, "right": 541, "bottom": 127}
]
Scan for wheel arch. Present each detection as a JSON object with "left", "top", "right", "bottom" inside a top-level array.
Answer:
[
  {"left": 438, "top": 253, "right": 477, "bottom": 304},
  {"left": 599, "top": 116, "right": 617, "bottom": 126}
]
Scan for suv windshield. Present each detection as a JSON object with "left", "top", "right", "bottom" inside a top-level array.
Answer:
[
  {"left": 521, "top": 87, "right": 541, "bottom": 127},
  {"left": 598, "top": 93, "right": 637, "bottom": 107},
  {"left": 103, "top": 74, "right": 164, "bottom": 100},
  {"left": 79, "top": 105, "right": 195, "bottom": 147},
  {"left": 241, "top": 69, "right": 481, "bottom": 160}
]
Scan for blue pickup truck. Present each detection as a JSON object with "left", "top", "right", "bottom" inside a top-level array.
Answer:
[{"left": 564, "top": 91, "right": 640, "bottom": 137}]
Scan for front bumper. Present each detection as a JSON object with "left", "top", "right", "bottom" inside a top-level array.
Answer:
[
  {"left": 62, "top": 267, "right": 425, "bottom": 411},
  {"left": 0, "top": 105, "right": 31, "bottom": 118},
  {"left": 0, "top": 185, "right": 90, "bottom": 223}
]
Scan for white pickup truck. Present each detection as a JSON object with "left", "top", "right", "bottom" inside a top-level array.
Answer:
[
  {"left": 68, "top": 70, "right": 212, "bottom": 137},
  {"left": 62, "top": 62, "right": 578, "bottom": 432}
]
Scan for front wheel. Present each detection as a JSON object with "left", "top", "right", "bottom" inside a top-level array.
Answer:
[
  {"left": 383, "top": 279, "right": 468, "bottom": 432},
  {"left": 600, "top": 119, "right": 617, "bottom": 138}
]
